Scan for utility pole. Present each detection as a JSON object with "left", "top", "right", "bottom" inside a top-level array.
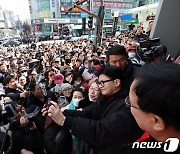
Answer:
[
  {"left": 93, "top": 1, "right": 104, "bottom": 47},
  {"left": 66, "top": 0, "right": 104, "bottom": 47}
]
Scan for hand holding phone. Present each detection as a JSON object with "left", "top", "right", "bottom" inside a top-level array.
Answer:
[{"left": 45, "top": 98, "right": 52, "bottom": 110}]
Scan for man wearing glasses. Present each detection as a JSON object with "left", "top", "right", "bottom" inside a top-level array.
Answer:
[
  {"left": 123, "top": 62, "right": 180, "bottom": 154},
  {"left": 42, "top": 65, "right": 143, "bottom": 154},
  {"left": 107, "top": 45, "right": 137, "bottom": 92}
]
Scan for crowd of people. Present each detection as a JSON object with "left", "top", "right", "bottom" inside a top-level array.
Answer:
[{"left": 0, "top": 21, "right": 179, "bottom": 154}]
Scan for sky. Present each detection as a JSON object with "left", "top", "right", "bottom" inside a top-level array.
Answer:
[{"left": 0, "top": 0, "right": 30, "bottom": 20}]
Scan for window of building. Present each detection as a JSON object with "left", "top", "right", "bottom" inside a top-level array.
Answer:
[{"left": 38, "top": 0, "right": 50, "bottom": 11}]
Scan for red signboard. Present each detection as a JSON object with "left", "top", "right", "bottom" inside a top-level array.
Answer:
[
  {"left": 93, "top": 2, "right": 130, "bottom": 8},
  {"left": 35, "top": 24, "right": 40, "bottom": 32}
]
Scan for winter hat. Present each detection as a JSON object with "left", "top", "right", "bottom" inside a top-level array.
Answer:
[
  {"left": 60, "top": 83, "right": 72, "bottom": 93},
  {"left": 54, "top": 74, "right": 64, "bottom": 84},
  {"left": 19, "top": 67, "right": 28, "bottom": 72}
]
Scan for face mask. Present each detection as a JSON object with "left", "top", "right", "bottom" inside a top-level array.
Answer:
[
  {"left": 128, "top": 52, "right": 136, "bottom": 58},
  {"left": 87, "top": 54, "right": 91, "bottom": 57},
  {"left": 22, "top": 72, "right": 28, "bottom": 77},
  {"left": 72, "top": 99, "right": 81, "bottom": 107},
  {"left": 66, "top": 75, "right": 72, "bottom": 82},
  {"left": 74, "top": 81, "right": 81, "bottom": 85}
]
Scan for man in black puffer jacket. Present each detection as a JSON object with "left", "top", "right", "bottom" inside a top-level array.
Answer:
[
  {"left": 106, "top": 45, "right": 139, "bottom": 93},
  {"left": 43, "top": 66, "right": 143, "bottom": 154}
]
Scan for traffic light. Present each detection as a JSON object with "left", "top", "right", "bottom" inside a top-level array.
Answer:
[
  {"left": 88, "top": 16, "right": 93, "bottom": 29},
  {"left": 114, "top": 17, "right": 118, "bottom": 23}
]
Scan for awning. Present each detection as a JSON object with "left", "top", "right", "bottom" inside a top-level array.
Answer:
[{"left": 128, "top": 3, "right": 159, "bottom": 14}]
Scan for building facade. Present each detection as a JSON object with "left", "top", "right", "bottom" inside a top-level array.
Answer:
[
  {"left": 0, "top": 8, "right": 5, "bottom": 38},
  {"left": 134, "top": 0, "right": 159, "bottom": 7},
  {"left": 128, "top": 0, "right": 160, "bottom": 30},
  {"left": 29, "top": 0, "right": 82, "bottom": 36},
  {"left": 92, "top": 0, "right": 135, "bottom": 35},
  {"left": 28, "top": 0, "right": 137, "bottom": 36},
  {"left": 0, "top": 7, "right": 18, "bottom": 38}
]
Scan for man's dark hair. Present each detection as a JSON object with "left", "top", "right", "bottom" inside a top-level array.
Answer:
[
  {"left": 135, "top": 62, "right": 180, "bottom": 130},
  {"left": 43, "top": 123, "right": 72, "bottom": 154},
  {"left": 72, "top": 72, "right": 83, "bottom": 82},
  {"left": 149, "top": 21, "right": 153, "bottom": 24},
  {"left": 137, "top": 26, "right": 143, "bottom": 30},
  {"left": 96, "top": 65, "right": 123, "bottom": 80},
  {"left": 106, "top": 45, "right": 128, "bottom": 60},
  {"left": 4, "top": 74, "right": 15, "bottom": 85},
  {"left": 72, "top": 87, "right": 85, "bottom": 98}
]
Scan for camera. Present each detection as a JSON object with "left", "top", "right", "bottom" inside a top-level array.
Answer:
[
  {"left": 139, "top": 38, "right": 168, "bottom": 62},
  {"left": 144, "top": 45, "right": 167, "bottom": 57},
  {"left": 23, "top": 107, "right": 40, "bottom": 120},
  {"left": 140, "top": 38, "right": 160, "bottom": 50}
]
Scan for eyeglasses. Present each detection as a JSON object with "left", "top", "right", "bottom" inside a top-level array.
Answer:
[
  {"left": 89, "top": 87, "right": 100, "bottom": 92},
  {"left": 96, "top": 79, "right": 114, "bottom": 87},
  {"left": 21, "top": 71, "right": 27, "bottom": 73},
  {"left": 63, "top": 88, "right": 72, "bottom": 92},
  {"left": 125, "top": 96, "right": 140, "bottom": 109}
]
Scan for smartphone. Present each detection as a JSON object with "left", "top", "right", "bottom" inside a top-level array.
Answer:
[
  {"left": 45, "top": 98, "right": 52, "bottom": 110},
  {"left": 58, "top": 96, "right": 66, "bottom": 104}
]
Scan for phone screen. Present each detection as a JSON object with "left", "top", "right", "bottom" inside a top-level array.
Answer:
[{"left": 59, "top": 96, "right": 66, "bottom": 103}]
